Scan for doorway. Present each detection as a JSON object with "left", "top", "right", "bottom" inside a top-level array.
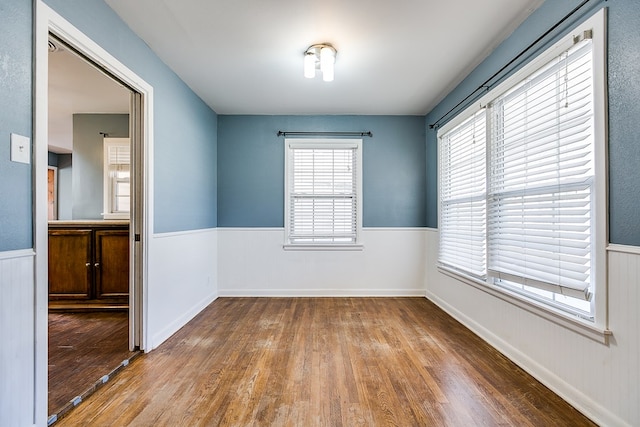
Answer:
[
  {"left": 35, "top": 5, "right": 153, "bottom": 422},
  {"left": 39, "top": 18, "right": 150, "bottom": 424},
  {"left": 46, "top": 34, "right": 132, "bottom": 418}
]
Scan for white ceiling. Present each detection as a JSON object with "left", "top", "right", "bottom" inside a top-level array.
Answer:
[
  {"left": 104, "top": 0, "right": 544, "bottom": 116},
  {"left": 48, "top": 42, "right": 130, "bottom": 153},
  {"left": 48, "top": 0, "right": 544, "bottom": 152}
]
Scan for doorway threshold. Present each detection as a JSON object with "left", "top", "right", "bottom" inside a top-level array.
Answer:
[{"left": 47, "top": 350, "right": 141, "bottom": 426}]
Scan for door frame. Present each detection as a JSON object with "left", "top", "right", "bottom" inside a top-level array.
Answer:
[{"left": 34, "top": 2, "right": 153, "bottom": 421}]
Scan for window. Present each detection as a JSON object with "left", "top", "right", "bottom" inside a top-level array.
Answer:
[
  {"left": 284, "top": 138, "right": 363, "bottom": 249},
  {"left": 439, "top": 109, "right": 487, "bottom": 278},
  {"left": 103, "top": 137, "right": 130, "bottom": 220},
  {"left": 438, "top": 11, "right": 606, "bottom": 324}
]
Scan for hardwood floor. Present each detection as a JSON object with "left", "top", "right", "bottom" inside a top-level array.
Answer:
[
  {"left": 56, "top": 298, "right": 595, "bottom": 426},
  {"left": 48, "top": 311, "right": 138, "bottom": 419}
]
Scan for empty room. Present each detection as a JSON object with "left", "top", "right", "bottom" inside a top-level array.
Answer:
[{"left": 1, "top": 0, "right": 639, "bottom": 426}]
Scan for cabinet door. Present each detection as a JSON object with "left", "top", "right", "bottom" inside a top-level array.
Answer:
[
  {"left": 94, "top": 230, "right": 129, "bottom": 300},
  {"left": 48, "top": 229, "right": 92, "bottom": 300}
]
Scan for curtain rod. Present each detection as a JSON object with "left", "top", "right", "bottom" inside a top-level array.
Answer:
[
  {"left": 277, "top": 131, "right": 373, "bottom": 138},
  {"left": 429, "top": 0, "right": 600, "bottom": 130}
]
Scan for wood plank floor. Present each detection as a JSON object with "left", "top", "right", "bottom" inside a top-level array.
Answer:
[
  {"left": 48, "top": 311, "right": 137, "bottom": 417},
  {"left": 55, "top": 298, "right": 595, "bottom": 426}
]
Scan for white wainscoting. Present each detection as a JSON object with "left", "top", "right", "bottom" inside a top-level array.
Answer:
[
  {"left": 0, "top": 250, "right": 36, "bottom": 427},
  {"left": 217, "top": 228, "right": 427, "bottom": 296},
  {"left": 146, "top": 228, "right": 218, "bottom": 350},
  {"left": 424, "top": 229, "right": 640, "bottom": 427}
]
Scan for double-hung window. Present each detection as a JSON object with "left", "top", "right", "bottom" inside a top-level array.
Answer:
[
  {"left": 439, "top": 109, "right": 487, "bottom": 278},
  {"left": 284, "top": 138, "right": 363, "bottom": 249},
  {"left": 438, "top": 11, "right": 607, "bottom": 326},
  {"left": 103, "top": 137, "right": 130, "bottom": 220}
]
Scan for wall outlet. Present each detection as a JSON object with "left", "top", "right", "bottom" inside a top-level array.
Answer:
[{"left": 10, "top": 133, "right": 30, "bottom": 164}]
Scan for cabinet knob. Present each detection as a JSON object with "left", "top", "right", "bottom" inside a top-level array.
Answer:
[
  {"left": 86, "top": 262, "right": 91, "bottom": 267},
  {"left": 95, "top": 263, "right": 100, "bottom": 268}
]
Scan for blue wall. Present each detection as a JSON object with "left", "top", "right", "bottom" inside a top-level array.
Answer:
[
  {"left": 44, "top": 0, "right": 218, "bottom": 233},
  {"left": 218, "top": 115, "right": 426, "bottom": 228},
  {"left": 48, "top": 152, "right": 58, "bottom": 167},
  {"left": 72, "top": 114, "right": 128, "bottom": 219},
  {"left": 607, "top": 0, "right": 640, "bottom": 246},
  {"left": 5, "top": 0, "right": 638, "bottom": 246},
  {"left": 0, "top": 1, "right": 32, "bottom": 251},
  {"left": 425, "top": 0, "right": 640, "bottom": 246}
]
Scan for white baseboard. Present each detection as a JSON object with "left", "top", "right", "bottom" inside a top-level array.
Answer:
[{"left": 218, "top": 289, "right": 425, "bottom": 297}]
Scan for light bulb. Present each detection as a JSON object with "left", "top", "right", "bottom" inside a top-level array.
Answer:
[
  {"left": 320, "top": 46, "right": 335, "bottom": 82},
  {"left": 320, "top": 46, "right": 335, "bottom": 72},
  {"left": 304, "top": 52, "right": 316, "bottom": 79}
]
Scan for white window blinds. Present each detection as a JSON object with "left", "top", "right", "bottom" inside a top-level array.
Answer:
[
  {"left": 287, "top": 141, "right": 359, "bottom": 244},
  {"left": 103, "top": 138, "right": 131, "bottom": 218},
  {"left": 439, "top": 110, "right": 487, "bottom": 277},
  {"left": 487, "top": 39, "right": 594, "bottom": 301},
  {"left": 288, "top": 143, "right": 359, "bottom": 243},
  {"left": 107, "top": 143, "right": 130, "bottom": 166}
]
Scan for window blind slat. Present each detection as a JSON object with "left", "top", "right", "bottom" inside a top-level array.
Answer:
[{"left": 289, "top": 146, "right": 358, "bottom": 244}]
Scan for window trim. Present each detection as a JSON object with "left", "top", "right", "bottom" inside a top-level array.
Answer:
[
  {"left": 103, "top": 137, "right": 131, "bottom": 220},
  {"left": 283, "top": 138, "right": 363, "bottom": 251},
  {"left": 436, "top": 9, "right": 608, "bottom": 335}
]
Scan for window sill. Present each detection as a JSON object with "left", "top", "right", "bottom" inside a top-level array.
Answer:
[
  {"left": 283, "top": 243, "right": 364, "bottom": 251},
  {"left": 103, "top": 213, "right": 130, "bottom": 220},
  {"left": 437, "top": 265, "right": 612, "bottom": 344}
]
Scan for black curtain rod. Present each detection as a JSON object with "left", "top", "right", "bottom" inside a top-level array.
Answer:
[
  {"left": 429, "top": 0, "right": 598, "bottom": 130},
  {"left": 277, "top": 131, "right": 373, "bottom": 137}
]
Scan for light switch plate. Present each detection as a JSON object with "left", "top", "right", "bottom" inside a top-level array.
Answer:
[{"left": 10, "top": 133, "right": 30, "bottom": 164}]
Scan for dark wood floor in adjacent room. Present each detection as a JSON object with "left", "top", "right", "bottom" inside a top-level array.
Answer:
[
  {"left": 48, "top": 311, "right": 137, "bottom": 416},
  {"left": 56, "top": 298, "right": 595, "bottom": 426}
]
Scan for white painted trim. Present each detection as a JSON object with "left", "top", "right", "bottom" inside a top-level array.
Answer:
[
  {"left": 434, "top": 10, "right": 609, "bottom": 337},
  {"left": 425, "top": 292, "right": 628, "bottom": 427},
  {"left": 0, "top": 249, "right": 35, "bottom": 260},
  {"left": 428, "top": 227, "right": 609, "bottom": 341},
  {"left": 219, "top": 289, "right": 425, "bottom": 297},
  {"left": 35, "top": 2, "right": 155, "bottom": 423},
  {"left": 102, "top": 137, "right": 131, "bottom": 220},
  {"left": 284, "top": 138, "right": 363, "bottom": 247},
  {"left": 354, "top": 227, "right": 432, "bottom": 232},
  {"left": 150, "top": 294, "right": 218, "bottom": 350},
  {"left": 152, "top": 227, "right": 217, "bottom": 239},
  {"left": 38, "top": 2, "right": 155, "bottom": 353},
  {"left": 437, "top": 266, "right": 610, "bottom": 343},
  {"left": 282, "top": 243, "right": 364, "bottom": 251},
  {"left": 607, "top": 243, "right": 640, "bottom": 255},
  {"left": 34, "top": 3, "right": 51, "bottom": 424},
  {"left": 217, "top": 227, "right": 430, "bottom": 232}
]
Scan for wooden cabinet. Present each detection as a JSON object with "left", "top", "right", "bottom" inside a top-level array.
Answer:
[
  {"left": 49, "top": 222, "right": 129, "bottom": 308},
  {"left": 48, "top": 229, "right": 93, "bottom": 300},
  {"left": 94, "top": 229, "right": 130, "bottom": 300}
]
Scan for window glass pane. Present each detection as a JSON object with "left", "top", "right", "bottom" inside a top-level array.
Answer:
[
  {"left": 437, "top": 27, "right": 601, "bottom": 320},
  {"left": 104, "top": 139, "right": 130, "bottom": 217},
  {"left": 488, "top": 39, "right": 594, "bottom": 305},
  {"left": 287, "top": 142, "right": 359, "bottom": 244},
  {"left": 439, "top": 110, "right": 486, "bottom": 277}
]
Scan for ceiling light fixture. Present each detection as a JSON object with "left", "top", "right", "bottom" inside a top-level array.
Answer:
[{"left": 304, "top": 43, "right": 336, "bottom": 82}]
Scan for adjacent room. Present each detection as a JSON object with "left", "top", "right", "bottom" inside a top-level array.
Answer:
[
  {"left": 1, "top": 0, "right": 639, "bottom": 426},
  {"left": 46, "top": 35, "right": 138, "bottom": 418}
]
